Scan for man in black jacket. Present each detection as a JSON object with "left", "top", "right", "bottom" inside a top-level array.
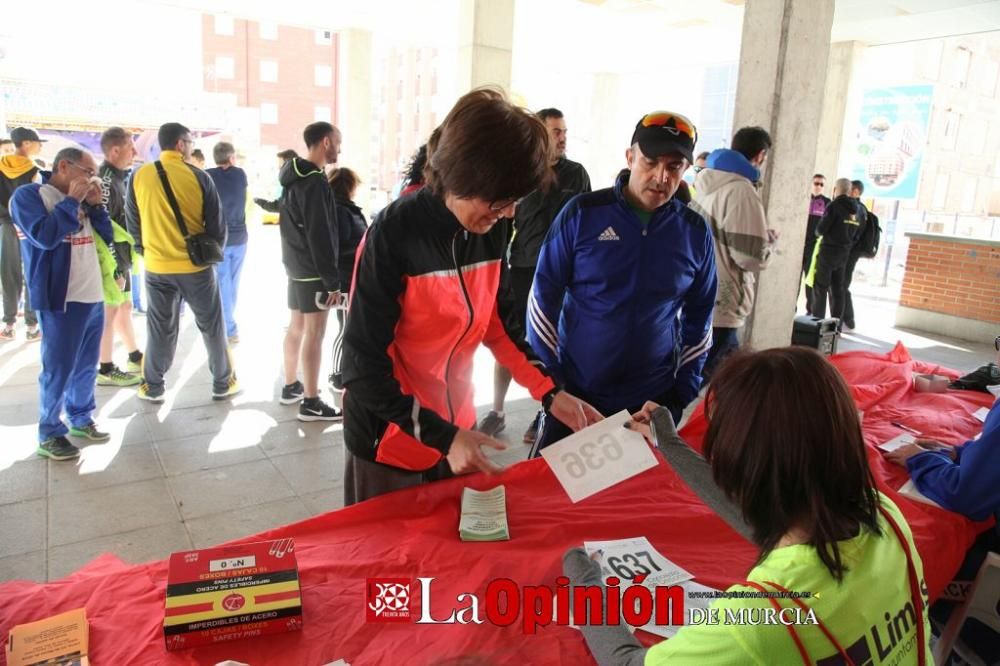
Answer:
[
  {"left": 841, "top": 179, "right": 871, "bottom": 330},
  {"left": 278, "top": 122, "right": 342, "bottom": 421},
  {"left": 0, "top": 127, "right": 43, "bottom": 341},
  {"left": 479, "top": 108, "right": 591, "bottom": 442},
  {"left": 812, "top": 178, "right": 863, "bottom": 321},
  {"left": 802, "top": 173, "right": 830, "bottom": 315}
]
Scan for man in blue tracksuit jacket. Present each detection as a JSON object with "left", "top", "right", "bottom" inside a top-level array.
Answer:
[
  {"left": 886, "top": 394, "right": 1000, "bottom": 662},
  {"left": 10, "top": 147, "right": 114, "bottom": 461},
  {"left": 528, "top": 111, "right": 717, "bottom": 452}
]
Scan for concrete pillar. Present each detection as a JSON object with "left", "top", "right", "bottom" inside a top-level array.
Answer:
[
  {"left": 456, "top": 0, "right": 515, "bottom": 94},
  {"left": 337, "top": 29, "right": 373, "bottom": 210},
  {"left": 734, "top": 0, "right": 836, "bottom": 350},
  {"left": 814, "top": 41, "right": 867, "bottom": 183}
]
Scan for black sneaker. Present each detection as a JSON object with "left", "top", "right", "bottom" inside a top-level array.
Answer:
[
  {"left": 298, "top": 398, "right": 343, "bottom": 422},
  {"left": 523, "top": 410, "right": 542, "bottom": 444},
  {"left": 280, "top": 380, "right": 305, "bottom": 405},
  {"left": 477, "top": 410, "right": 506, "bottom": 436},
  {"left": 37, "top": 436, "right": 80, "bottom": 461}
]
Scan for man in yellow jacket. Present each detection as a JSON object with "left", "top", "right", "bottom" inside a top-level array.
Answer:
[{"left": 125, "top": 122, "right": 237, "bottom": 403}]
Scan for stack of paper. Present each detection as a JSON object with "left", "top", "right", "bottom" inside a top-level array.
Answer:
[
  {"left": 878, "top": 433, "right": 915, "bottom": 453},
  {"left": 583, "top": 537, "right": 711, "bottom": 638},
  {"left": 6, "top": 608, "right": 89, "bottom": 666},
  {"left": 459, "top": 486, "right": 510, "bottom": 541}
]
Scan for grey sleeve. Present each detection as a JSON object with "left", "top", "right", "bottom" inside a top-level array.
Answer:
[
  {"left": 649, "top": 408, "right": 755, "bottom": 542},
  {"left": 562, "top": 549, "right": 647, "bottom": 666}
]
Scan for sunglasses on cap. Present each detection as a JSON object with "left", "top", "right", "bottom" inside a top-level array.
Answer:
[{"left": 639, "top": 111, "right": 698, "bottom": 144}]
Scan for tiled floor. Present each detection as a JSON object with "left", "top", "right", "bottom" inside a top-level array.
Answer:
[{"left": 0, "top": 225, "right": 995, "bottom": 584}]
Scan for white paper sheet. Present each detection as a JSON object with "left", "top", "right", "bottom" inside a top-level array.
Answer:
[{"left": 541, "top": 411, "right": 657, "bottom": 503}]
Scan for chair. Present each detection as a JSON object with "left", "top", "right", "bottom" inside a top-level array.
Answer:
[{"left": 932, "top": 551, "right": 1000, "bottom": 665}]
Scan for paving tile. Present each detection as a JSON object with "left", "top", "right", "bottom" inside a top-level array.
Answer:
[
  {"left": 0, "top": 499, "right": 46, "bottom": 557},
  {"left": 259, "top": 418, "right": 342, "bottom": 457},
  {"left": 167, "top": 459, "right": 295, "bottom": 520},
  {"left": 0, "top": 457, "right": 46, "bottom": 505},
  {"left": 0, "top": 550, "right": 46, "bottom": 583},
  {"left": 48, "top": 522, "right": 192, "bottom": 581},
  {"left": 144, "top": 405, "right": 231, "bottom": 440},
  {"left": 185, "top": 497, "right": 311, "bottom": 549},
  {"left": 270, "top": 446, "right": 344, "bottom": 495},
  {"left": 49, "top": 478, "right": 180, "bottom": 546},
  {"left": 155, "top": 432, "right": 266, "bottom": 476},
  {"left": 299, "top": 488, "right": 345, "bottom": 516},
  {"left": 49, "top": 445, "right": 163, "bottom": 496}
]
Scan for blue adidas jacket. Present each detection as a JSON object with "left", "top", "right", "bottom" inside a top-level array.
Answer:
[
  {"left": 528, "top": 171, "right": 717, "bottom": 415},
  {"left": 906, "top": 400, "right": 1000, "bottom": 523},
  {"left": 10, "top": 183, "right": 113, "bottom": 312}
]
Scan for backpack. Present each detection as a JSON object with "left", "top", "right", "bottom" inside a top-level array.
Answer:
[{"left": 856, "top": 210, "right": 881, "bottom": 258}]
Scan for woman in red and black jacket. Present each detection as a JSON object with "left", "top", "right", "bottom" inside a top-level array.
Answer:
[{"left": 341, "top": 89, "right": 601, "bottom": 505}]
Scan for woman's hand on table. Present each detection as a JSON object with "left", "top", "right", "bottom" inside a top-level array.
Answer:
[
  {"left": 446, "top": 428, "right": 506, "bottom": 475},
  {"left": 886, "top": 438, "right": 956, "bottom": 466},
  {"left": 549, "top": 391, "right": 603, "bottom": 431}
]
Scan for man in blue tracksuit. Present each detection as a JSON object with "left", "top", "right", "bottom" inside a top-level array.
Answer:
[
  {"left": 10, "top": 148, "right": 114, "bottom": 460},
  {"left": 886, "top": 395, "right": 1000, "bottom": 662},
  {"left": 528, "top": 111, "right": 717, "bottom": 452}
]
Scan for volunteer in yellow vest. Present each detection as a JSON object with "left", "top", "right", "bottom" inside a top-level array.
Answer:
[
  {"left": 125, "top": 122, "right": 238, "bottom": 403},
  {"left": 564, "top": 347, "right": 931, "bottom": 665}
]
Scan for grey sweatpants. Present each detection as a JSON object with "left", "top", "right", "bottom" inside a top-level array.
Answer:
[
  {"left": 144, "top": 268, "right": 232, "bottom": 393},
  {"left": 1, "top": 222, "right": 37, "bottom": 327}
]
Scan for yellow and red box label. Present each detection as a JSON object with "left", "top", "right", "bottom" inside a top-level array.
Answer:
[{"left": 164, "top": 538, "right": 302, "bottom": 650}]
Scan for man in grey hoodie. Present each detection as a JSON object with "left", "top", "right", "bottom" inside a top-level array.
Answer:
[{"left": 691, "top": 127, "right": 779, "bottom": 383}]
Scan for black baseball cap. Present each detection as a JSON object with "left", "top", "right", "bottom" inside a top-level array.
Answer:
[
  {"left": 631, "top": 111, "right": 697, "bottom": 163},
  {"left": 10, "top": 128, "right": 46, "bottom": 145}
]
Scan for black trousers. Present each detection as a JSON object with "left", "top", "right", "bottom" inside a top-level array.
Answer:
[
  {"left": 801, "top": 242, "right": 816, "bottom": 316},
  {"left": 811, "top": 247, "right": 850, "bottom": 321},
  {"left": 842, "top": 251, "right": 862, "bottom": 327}
]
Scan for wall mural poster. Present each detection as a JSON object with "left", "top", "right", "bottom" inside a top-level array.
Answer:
[{"left": 850, "top": 85, "right": 934, "bottom": 201}]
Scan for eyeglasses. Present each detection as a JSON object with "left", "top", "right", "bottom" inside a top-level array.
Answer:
[
  {"left": 639, "top": 111, "right": 698, "bottom": 144},
  {"left": 67, "top": 162, "right": 97, "bottom": 178},
  {"left": 488, "top": 197, "right": 522, "bottom": 212},
  {"left": 813, "top": 182, "right": 825, "bottom": 187}
]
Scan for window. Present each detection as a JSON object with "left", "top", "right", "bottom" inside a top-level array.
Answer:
[
  {"left": 961, "top": 178, "right": 977, "bottom": 212},
  {"left": 314, "top": 105, "right": 331, "bottom": 122},
  {"left": 942, "top": 110, "right": 960, "bottom": 150},
  {"left": 952, "top": 47, "right": 972, "bottom": 89},
  {"left": 314, "top": 64, "right": 333, "bottom": 87},
  {"left": 259, "top": 22, "right": 278, "bottom": 40},
  {"left": 932, "top": 173, "right": 949, "bottom": 209},
  {"left": 214, "top": 55, "right": 234, "bottom": 80},
  {"left": 315, "top": 29, "right": 332, "bottom": 45},
  {"left": 260, "top": 103, "right": 278, "bottom": 125},
  {"left": 260, "top": 60, "right": 278, "bottom": 83},
  {"left": 214, "top": 15, "right": 234, "bottom": 36}
]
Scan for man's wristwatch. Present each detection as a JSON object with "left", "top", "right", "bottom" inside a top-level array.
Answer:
[{"left": 542, "top": 387, "right": 561, "bottom": 412}]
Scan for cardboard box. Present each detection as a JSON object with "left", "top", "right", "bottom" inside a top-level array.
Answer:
[
  {"left": 6, "top": 607, "right": 89, "bottom": 666},
  {"left": 164, "top": 538, "right": 302, "bottom": 651}
]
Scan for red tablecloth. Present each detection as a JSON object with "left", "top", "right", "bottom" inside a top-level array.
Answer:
[{"left": 0, "top": 344, "right": 993, "bottom": 666}]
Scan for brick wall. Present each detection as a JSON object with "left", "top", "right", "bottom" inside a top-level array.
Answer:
[
  {"left": 201, "top": 15, "right": 339, "bottom": 151},
  {"left": 900, "top": 235, "right": 1000, "bottom": 324}
]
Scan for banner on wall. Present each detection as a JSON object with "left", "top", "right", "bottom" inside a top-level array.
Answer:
[{"left": 849, "top": 85, "right": 933, "bottom": 201}]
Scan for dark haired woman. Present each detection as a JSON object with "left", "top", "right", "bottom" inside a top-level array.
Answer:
[
  {"left": 341, "top": 89, "right": 601, "bottom": 505},
  {"left": 326, "top": 167, "right": 367, "bottom": 392},
  {"left": 565, "top": 347, "right": 931, "bottom": 665}
]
